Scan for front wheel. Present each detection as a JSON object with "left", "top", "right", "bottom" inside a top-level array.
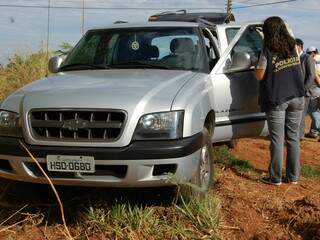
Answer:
[{"left": 179, "top": 128, "right": 214, "bottom": 200}]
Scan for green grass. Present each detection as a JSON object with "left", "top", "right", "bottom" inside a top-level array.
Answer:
[
  {"left": 80, "top": 195, "right": 221, "bottom": 240},
  {"left": 175, "top": 194, "right": 221, "bottom": 235},
  {"left": 214, "top": 145, "right": 255, "bottom": 173},
  {"left": 301, "top": 165, "right": 320, "bottom": 179},
  {"left": 84, "top": 203, "right": 160, "bottom": 239},
  {"left": 79, "top": 176, "right": 221, "bottom": 240}
]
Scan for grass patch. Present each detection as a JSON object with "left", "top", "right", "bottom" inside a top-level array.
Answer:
[
  {"left": 78, "top": 178, "right": 221, "bottom": 240},
  {"left": 301, "top": 165, "right": 320, "bottom": 179},
  {"left": 83, "top": 203, "right": 160, "bottom": 239},
  {"left": 0, "top": 50, "right": 48, "bottom": 100},
  {"left": 175, "top": 194, "right": 221, "bottom": 236},
  {"left": 80, "top": 194, "right": 221, "bottom": 240},
  {"left": 214, "top": 145, "right": 255, "bottom": 173}
]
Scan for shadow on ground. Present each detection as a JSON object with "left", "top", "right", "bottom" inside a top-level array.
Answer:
[{"left": 0, "top": 178, "right": 176, "bottom": 226}]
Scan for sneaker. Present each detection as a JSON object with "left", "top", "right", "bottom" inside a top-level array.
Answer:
[
  {"left": 304, "top": 132, "right": 318, "bottom": 139},
  {"left": 283, "top": 178, "right": 298, "bottom": 185},
  {"left": 289, "top": 181, "right": 298, "bottom": 185},
  {"left": 260, "top": 176, "right": 282, "bottom": 186}
]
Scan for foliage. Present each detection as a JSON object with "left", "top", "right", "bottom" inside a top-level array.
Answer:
[
  {"left": 54, "top": 42, "right": 74, "bottom": 57},
  {"left": 0, "top": 50, "right": 48, "bottom": 100}
]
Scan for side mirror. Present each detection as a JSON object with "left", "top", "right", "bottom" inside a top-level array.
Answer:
[
  {"left": 48, "top": 56, "right": 63, "bottom": 73},
  {"left": 225, "top": 52, "right": 251, "bottom": 73}
]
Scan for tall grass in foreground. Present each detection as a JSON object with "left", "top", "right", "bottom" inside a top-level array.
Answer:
[
  {"left": 0, "top": 50, "right": 48, "bottom": 100},
  {"left": 81, "top": 194, "right": 221, "bottom": 240}
]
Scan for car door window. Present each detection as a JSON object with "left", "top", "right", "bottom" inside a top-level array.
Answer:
[
  {"left": 231, "top": 27, "right": 263, "bottom": 65},
  {"left": 226, "top": 27, "right": 240, "bottom": 44}
]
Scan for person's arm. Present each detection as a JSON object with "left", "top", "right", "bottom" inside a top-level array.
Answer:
[
  {"left": 255, "top": 51, "right": 267, "bottom": 81},
  {"left": 315, "top": 74, "right": 320, "bottom": 87},
  {"left": 255, "top": 69, "right": 266, "bottom": 81}
]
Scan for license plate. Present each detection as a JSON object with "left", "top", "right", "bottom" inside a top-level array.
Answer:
[{"left": 47, "top": 155, "right": 95, "bottom": 173}]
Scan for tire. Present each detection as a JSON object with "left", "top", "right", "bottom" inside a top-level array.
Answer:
[{"left": 179, "top": 128, "right": 214, "bottom": 201}]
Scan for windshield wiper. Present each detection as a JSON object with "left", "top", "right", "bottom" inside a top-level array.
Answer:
[
  {"left": 60, "top": 63, "right": 109, "bottom": 71},
  {"left": 110, "top": 61, "right": 171, "bottom": 70}
]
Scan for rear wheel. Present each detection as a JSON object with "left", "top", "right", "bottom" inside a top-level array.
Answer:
[{"left": 179, "top": 128, "right": 213, "bottom": 200}]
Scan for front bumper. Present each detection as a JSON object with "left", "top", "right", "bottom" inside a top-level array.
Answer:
[{"left": 0, "top": 133, "right": 203, "bottom": 187}]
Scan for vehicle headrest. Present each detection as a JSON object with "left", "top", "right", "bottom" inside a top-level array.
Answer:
[
  {"left": 146, "top": 46, "right": 159, "bottom": 59},
  {"left": 170, "top": 38, "right": 195, "bottom": 54}
]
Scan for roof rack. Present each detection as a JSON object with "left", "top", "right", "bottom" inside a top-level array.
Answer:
[{"left": 149, "top": 10, "right": 235, "bottom": 25}]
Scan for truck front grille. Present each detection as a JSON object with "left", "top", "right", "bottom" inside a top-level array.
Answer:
[{"left": 29, "top": 109, "right": 126, "bottom": 142}]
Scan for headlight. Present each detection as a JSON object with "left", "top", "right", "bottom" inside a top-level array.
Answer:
[
  {"left": 133, "top": 111, "right": 184, "bottom": 140},
  {"left": 0, "top": 110, "right": 22, "bottom": 137}
]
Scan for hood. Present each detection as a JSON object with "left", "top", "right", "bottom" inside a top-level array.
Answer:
[{"left": 2, "top": 69, "right": 197, "bottom": 114}]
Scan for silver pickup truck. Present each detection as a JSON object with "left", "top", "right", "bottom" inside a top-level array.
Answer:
[{"left": 0, "top": 12, "right": 268, "bottom": 194}]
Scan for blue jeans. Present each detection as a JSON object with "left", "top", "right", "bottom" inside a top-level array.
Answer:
[
  {"left": 308, "top": 97, "right": 320, "bottom": 135},
  {"left": 266, "top": 97, "right": 304, "bottom": 182}
]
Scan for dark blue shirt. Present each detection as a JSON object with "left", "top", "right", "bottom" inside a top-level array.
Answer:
[{"left": 257, "top": 48, "right": 304, "bottom": 112}]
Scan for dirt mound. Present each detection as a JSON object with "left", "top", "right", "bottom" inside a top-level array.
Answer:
[
  {"left": 272, "top": 193, "right": 320, "bottom": 240},
  {"left": 218, "top": 129, "right": 320, "bottom": 240}
]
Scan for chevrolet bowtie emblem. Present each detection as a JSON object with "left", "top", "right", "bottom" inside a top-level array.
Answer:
[{"left": 62, "top": 119, "right": 89, "bottom": 131}]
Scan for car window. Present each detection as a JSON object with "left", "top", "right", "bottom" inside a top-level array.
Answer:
[
  {"left": 226, "top": 28, "right": 240, "bottom": 44},
  {"left": 62, "top": 27, "right": 207, "bottom": 73},
  {"left": 231, "top": 27, "right": 262, "bottom": 60},
  {"left": 66, "top": 35, "right": 101, "bottom": 64}
]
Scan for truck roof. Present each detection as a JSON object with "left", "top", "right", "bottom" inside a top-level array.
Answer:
[{"left": 90, "top": 21, "right": 200, "bottom": 31}]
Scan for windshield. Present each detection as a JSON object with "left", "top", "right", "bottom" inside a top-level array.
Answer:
[{"left": 61, "top": 27, "right": 207, "bottom": 72}]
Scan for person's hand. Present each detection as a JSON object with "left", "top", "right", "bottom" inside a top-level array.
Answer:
[
  {"left": 256, "top": 27, "right": 264, "bottom": 38},
  {"left": 315, "top": 74, "right": 320, "bottom": 87}
]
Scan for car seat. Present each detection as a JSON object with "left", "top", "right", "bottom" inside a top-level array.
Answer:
[{"left": 162, "top": 37, "right": 195, "bottom": 69}]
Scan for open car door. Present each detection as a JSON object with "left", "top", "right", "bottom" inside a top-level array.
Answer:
[{"left": 211, "top": 22, "right": 268, "bottom": 142}]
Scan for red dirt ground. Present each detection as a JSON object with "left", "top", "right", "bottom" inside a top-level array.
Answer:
[{"left": 217, "top": 131, "right": 320, "bottom": 240}]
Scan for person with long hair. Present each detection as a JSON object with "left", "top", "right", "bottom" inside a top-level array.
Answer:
[{"left": 255, "top": 16, "right": 305, "bottom": 185}]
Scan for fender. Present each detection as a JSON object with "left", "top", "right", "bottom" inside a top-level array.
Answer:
[{"left": 171, "top": 73, "right": 214, "bottom": 138}]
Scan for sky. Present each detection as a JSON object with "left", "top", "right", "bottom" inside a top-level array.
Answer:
[{"left": 0, "top": 0, "right": 319, "bottom": 64}]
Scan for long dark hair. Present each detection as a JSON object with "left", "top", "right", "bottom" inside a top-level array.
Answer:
[{"left": 263, "top": 16, "right": 296, "bottom": 59}]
